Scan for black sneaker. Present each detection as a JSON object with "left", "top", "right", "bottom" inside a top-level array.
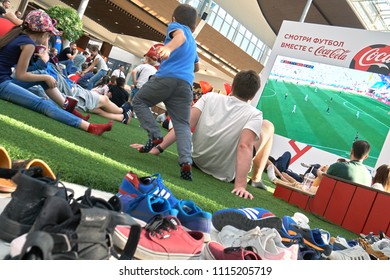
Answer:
[
  {"left": 0, "top": 171, "right": 69, "bottom": 243},
  {"left": 121, "top": 102, "right": 133, "bottom": 113},
  {"left": 29, "top": 193, "right": 141, "bottom": 260},
  {"left": 180, "top": 162, "right": 192, "bottom": 181},
  {"left": 11, "top": 231, "right": 77, "bottom": 260},
  {"left": 139, "top": 137, "right": 163, "bottom": 153},
  {"left": 122, "top": 110, "right": 132, "bottom": 124},
  {"left": 75, "top": 187, "right": 122, "bottom": 212}
]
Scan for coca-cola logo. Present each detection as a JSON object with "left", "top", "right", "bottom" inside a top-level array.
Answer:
[{"left": 350, "top": 44, "right": 390, "bottom": 75}]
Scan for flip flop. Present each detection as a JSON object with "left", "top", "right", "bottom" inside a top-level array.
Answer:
[
  {"left": 0, "top": 146, "right": 16, "bottom": 193},
  {"left": 12, "top": 159, "right": 56, "bottom": 180}
]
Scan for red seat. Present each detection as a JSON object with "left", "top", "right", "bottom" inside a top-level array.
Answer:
[
  {"left": 289, "top": 191, "right": 312, "bottom": 211},
  {"left": 309, "top": 174, "right": 337, "bottom": 215},
  {"left": 323, "top": 180, "right": 356, "bottom": 226},
  {"left": 273, "top": 183, "right": 292, "bottom": 203},
  {"left": 362, "top": 192, "right": 390, "bottom": 235},
  {"left": 342, "top": 186, "right": 377, "bottom": 234}
]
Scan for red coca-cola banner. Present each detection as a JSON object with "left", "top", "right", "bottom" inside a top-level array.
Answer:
[{"left": 350, "top": 44, "right": 390, "bottom": 76}]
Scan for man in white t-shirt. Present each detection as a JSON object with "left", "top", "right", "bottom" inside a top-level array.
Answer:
[
  {"left": 131, "top": 70, "right": 274, "bottom": 199},
  {"left": 111, "top": 65, "right": 126, "bottom": 79}
]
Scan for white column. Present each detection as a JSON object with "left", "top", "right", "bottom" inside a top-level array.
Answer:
[
  {"left": 77, "top": 0, "right": 89, "bottom": 19},
  {"left": 299, "top": 0, "right": 313, "bottom": 22}
]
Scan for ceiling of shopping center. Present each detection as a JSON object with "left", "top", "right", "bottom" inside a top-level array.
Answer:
[
  {"left": 60, "top": 0, "right": 372, "bottom": 48},
  {"left": 257, "top": 0, "right": 365, "bottom": 34},
  {"left": 61, "top": 0, "right": 165, "bottom": 42}
]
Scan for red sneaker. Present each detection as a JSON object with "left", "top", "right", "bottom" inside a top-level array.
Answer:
[
  {"left": 203, "top": 241, "right": 261, "bottom": 260},
  {"left": 132, "top": 215, "right": 204, "bottom": 260}
]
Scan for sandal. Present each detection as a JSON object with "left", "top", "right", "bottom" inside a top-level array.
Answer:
[{"left": 0, "top": 146, "right": 16, "bottom": 193}]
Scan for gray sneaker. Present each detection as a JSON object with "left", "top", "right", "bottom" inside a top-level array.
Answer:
[{"left": 248, "top": 179, "right": 267, "bottom": 190}]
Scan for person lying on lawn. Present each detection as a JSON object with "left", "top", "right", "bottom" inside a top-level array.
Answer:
[{"left": 29, "top": 49, "right": 133, "bottom": 125}]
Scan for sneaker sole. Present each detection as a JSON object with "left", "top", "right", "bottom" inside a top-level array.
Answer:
[
  {"left": 212, "top": 212, "right": 282, "bottom": 232},
  {"left": 0, "top": 214, "right": 32, "bottom": 243},
  {"left": 134, "top": 244, "right": 201, "bottom": 260},
  {"left": 202, "top": 245, "right": 217, "bottom": 260}
]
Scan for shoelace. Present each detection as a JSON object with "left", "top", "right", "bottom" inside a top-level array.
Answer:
[
  {"left": 145, "top": 215, "right": 178, "bottom": 238},
  {"left": 145, "top": 175, "right": 174, "bottom": 199}
]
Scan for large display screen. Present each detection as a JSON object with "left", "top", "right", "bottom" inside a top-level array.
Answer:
[{"left": 257, "top": 55, "right": 390, "bottom": 167}]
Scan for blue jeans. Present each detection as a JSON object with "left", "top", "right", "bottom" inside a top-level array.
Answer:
[
  {"left": 59, "top": 60, "right": 74, "bottom": 76},
  {"left": 87, "top": 69, "right": 107, "bottom": 90},
  {"left": 0, "top": 80, "right": 81, "bottom": 128},
  {"left": 12, "top": 78, "right": 49, "bottom": 91},
  {"left": 271, "top": 152, "right": 304, "bottom": 183}
]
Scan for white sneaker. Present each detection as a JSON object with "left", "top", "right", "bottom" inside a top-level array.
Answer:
[
  {"left": 218, "top": 225, "right": 299, "bottom": 260},
  {"left": 292, "top": 212, "right": 310, "bottom": 229},
  {"left": 331, "top": 236, "right": 354, "bottom": 250},
  {"left": 371, "top": 239, "right": 390, "bottom": 258},
  {"left": 327, "top": 246, "right": 370, "bottom": 260}
]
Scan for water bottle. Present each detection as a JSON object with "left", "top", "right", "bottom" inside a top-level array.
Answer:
[{"left": 303, "top": 172, "right": 315, "bottom": 192}]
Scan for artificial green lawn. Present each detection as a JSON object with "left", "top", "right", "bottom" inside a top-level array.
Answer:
[{"left": 0, "top": 98, "right": 359, "bottom": 240}]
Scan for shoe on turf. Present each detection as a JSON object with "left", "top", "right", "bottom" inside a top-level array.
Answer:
[
  {"left": 292, "top": 212, "right": 310, "bottom": 229},
  {"left": 203, "top": 241, "right": 261, "bottom": 260},
  {"left": 75, "top": 187, "right": 122, "bottom": 212},
  {"left": 0, "top": 145, "right": 16, "bottom": 193},
  {"left": 121, "top": 102, "right": 133, "bottom": 113},
  {"left": 218, "top": 225, "right": 299, "bottom": 260},
  {"left": 359, "top": 232, "right": 380, "bottom": 244},
  {"left": 288, "top": 223, "right": 332, "bottom": 256},
  {"left": 330, "top": 235, "right": 358, "bottom": 251},
  {"left": 0, "top": 171, "right": 69, "bottom": 243},
  {"left": 247, "top": 179, "right": 267, "bottom": 190},
  {"left": 119, "top": 193, "right": 178, "bottom": 225},
  {"left": 122, "top": 109, "right": 132, "bottom": 124},
  {"left": 179, "top": 162, "right": 192, "bottom": 181},
  {"left": 29, "top": 195, "right": 141, "bottom": 260},
  {"left": 211, "top": 207, "right": 280, "bottom": 232},
  {"left": 358, "top": 238, "right": 389, "bottom": 260},
  {"left": 327, "top": 245, "right": 370, "bottom": 260},
  {"left": 133, "top": 215, "right": 204, "bottom": 260},
  {"left": 371, "top": 239, "right": 390, "bottom": 258},
  {"left": 117, "top": 171, "right": 179, "bottom": 207},
  {"left": 139, "top": 137, "right": 163, "bottom": 153},
  {"left": 278, "top": 216, "right": 322, "bottom": 260},
  {"left": 379, "top": 230, "right": 390, "bottom": 241},
  {"left": 174, "top": 200, "right": 212, "bottom": 242}
]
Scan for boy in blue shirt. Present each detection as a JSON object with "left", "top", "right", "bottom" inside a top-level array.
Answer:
[{"left": 132, "top": 4, "right": 199, "bottom": 181}]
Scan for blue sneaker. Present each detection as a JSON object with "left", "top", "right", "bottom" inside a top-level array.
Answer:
[
  {"left": 117, "top": 172, "right": 179, "bottom": 207},
  {"left": 281, "top": 215, "right": 332, "bottom": 257},
  {"left": 211, "top": 207, "right": 281, "bottom": 232},
  {"left": 278, "top": 216, "right": 322, "bottom": 260},
  {"left": 118, "top": 193, "right": 178, "bottom": 225},
  {"left": 174, "top": 200, "right": 212, "bottom": 241}
]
